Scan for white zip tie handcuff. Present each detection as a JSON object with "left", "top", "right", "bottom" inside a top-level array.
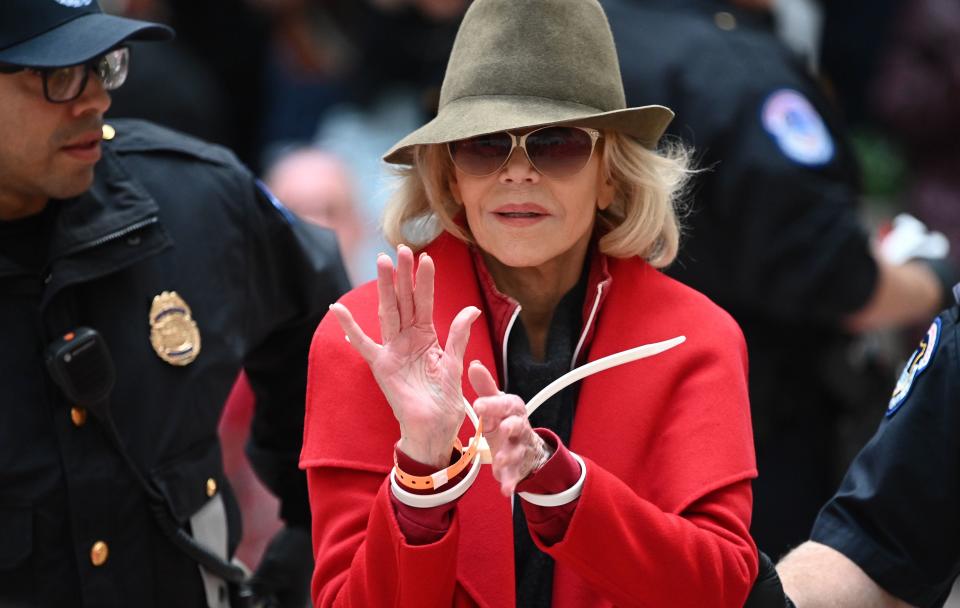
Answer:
[{"left": 390, "top": 335, "right": 686, "bottom": 508}]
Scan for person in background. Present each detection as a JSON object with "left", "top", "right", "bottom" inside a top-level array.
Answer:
[
  {"left": 264, "top": 148, "right": 367, "bottom": 282},
  {"left": 0, "top": 2, "right": 349, "bottom": 606},
  {"left": 601, "top": 0, "right": 954, "bottom": 559},
  {"left": 301, "top": 0, "right": 759, "bottom": 605}
]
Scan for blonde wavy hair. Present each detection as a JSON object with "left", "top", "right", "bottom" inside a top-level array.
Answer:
[{"left": 382, "top": 131, "right": 692, "bottom": 268}]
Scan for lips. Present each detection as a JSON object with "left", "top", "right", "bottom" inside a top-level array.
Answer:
[
  {"left": 63, "top": 132, "right": 101, "bottom": 150},
  {"left": 490, "top": 202, "right": 551, "bottom": 227},
  {"left": 60, "top": 132, "right": 102, "bottom": 162},
  {"left": 493, "top": 203, "right": 550, "bottom": 218}
]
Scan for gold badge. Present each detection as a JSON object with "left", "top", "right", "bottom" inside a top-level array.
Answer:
[{"left": 149, "top": 291, "right": 201, "bottom": 366}]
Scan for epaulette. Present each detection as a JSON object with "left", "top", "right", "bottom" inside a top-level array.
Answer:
[{"left": 100, "top": 118, "right": 240, "bottom": 169}]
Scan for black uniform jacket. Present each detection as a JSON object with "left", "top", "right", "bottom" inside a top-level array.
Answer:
[
  {"left": 812, "top": 305, "right": 960, "bottom": 608},
  {"left": 604, "top": 0, "right": 878, "bottom": 433},
  {"left": 602, "top": 0, "right": 883, "bottom": 556},
  {"left": 0, "top": 119, "right": 350, "bottom": 607}
]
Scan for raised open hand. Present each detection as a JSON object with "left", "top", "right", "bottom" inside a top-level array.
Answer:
[
  {"left": 329, "top": 245, "right": 481, "bottom": 468},
  {"left": 468, "top": 360, "right": 553, "bottom": 496}
]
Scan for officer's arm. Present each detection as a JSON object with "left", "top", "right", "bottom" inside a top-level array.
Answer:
[
  {"left": 241, "top": 179, "right": 350, "bottom": 607},
  {"left": 242, "top": 180, "right": 350, "bottom": 526},
  {"left": 844, "top": 259, "right": 943, "bottom": 333},
  {"left": 777, "top": 541, "right": 915, "bottom": 608}
]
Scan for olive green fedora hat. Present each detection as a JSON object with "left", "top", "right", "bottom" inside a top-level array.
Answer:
[{"left": 383, "top": 0, "right": 674, "bottom": 165}]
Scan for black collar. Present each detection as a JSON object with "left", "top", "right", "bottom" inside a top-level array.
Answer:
[{"left": 47, "top": 145, "right": 161, "bottom": 262}]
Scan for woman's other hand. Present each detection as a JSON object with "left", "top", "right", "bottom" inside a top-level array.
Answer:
[
  {"left": 468, "top": 361, "right": 553, "bottom": 496},
  {"left": 329, "top": 245, "right": 481, "bottom": 468}
]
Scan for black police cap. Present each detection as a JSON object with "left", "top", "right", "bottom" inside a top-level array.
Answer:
[{"left": 0, "top": 0, "right": 173, "bottom": 68}]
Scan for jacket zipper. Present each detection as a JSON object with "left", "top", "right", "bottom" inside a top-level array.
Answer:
[{"left": 59, "top": 216, "right": 158, "bottom": 258}]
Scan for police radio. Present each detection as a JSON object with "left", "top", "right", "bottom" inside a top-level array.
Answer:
[{"left": 45, "top": 327, "right": 115, "bottom": 411}]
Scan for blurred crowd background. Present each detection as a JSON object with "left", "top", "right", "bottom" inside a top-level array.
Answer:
[{"left": 98, "top": 0, "right": 960, "bottom": 582}]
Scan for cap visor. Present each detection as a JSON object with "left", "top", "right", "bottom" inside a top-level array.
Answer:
[{"left": 1, "top": 13, "right": 173, "bottom": 68}]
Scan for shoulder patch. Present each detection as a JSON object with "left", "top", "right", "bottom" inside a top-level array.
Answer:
[
  {"left": 761, "top": 89, "right": 834, "bottom": 166},
  {"left": 887, "top": 317, "right": 942, "bottom": 417}
]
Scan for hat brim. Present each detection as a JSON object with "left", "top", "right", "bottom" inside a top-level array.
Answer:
[
  {"left": 383, "top": 95, "right": 675, "bottom": 165},
  {"left": 0, "top": 13, "right": 173, "bottom": 68}
]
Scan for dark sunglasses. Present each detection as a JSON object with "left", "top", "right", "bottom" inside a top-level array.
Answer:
[
  {"left": 0, "top": 47, "right": 130, "bottom": 104},
  {"left": 448, "top": 125, "right": 602, "bottom": 178}
]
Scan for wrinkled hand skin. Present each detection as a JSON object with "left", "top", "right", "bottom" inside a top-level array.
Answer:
[
  {"left": 329, "top": 245, "right": 481, "bottom": 469},
  {"left": 468, "top": 361, "right": 553, "bottom": 496}
]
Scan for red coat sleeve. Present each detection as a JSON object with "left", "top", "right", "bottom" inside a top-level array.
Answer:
[
  {"left": 517, "top": 429, "right": 755, "bottom": 607},
  {"left": 307, "top": 468, "right": 473, "bottom": 607},
  {"left": 533, "top": 466, "right": 755, "bottom": 607},
  {"left": 301, "top": 280, "right": 485, "bottom": 608},
  {"left": 540, "top": 264, "right": 759, "bottom": 607}
]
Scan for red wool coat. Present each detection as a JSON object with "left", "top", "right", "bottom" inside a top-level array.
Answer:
[{"left": 300, "top": 233, "right": 758, "bottom": 607}]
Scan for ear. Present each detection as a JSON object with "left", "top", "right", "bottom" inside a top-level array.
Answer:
[
  {"left": 448, "top": 174, "right": 464, "bottom": 206},
  {"left": 597, "top": 177, "right": 615, "bottom": 211}
]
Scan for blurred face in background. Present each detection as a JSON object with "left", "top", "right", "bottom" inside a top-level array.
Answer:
[{"left": 264, "top": 148, "right": 364, "bottom": 258}]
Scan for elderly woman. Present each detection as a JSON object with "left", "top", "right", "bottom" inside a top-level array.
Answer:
[{"left": 300, "top": 0, "right": 758, "bottom": 606}]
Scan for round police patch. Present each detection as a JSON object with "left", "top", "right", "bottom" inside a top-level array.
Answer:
[
  {"left": 887, "top": 317, "right": 941, "bottom": 417},
  {"left": 761, "top": 89, "right": 834, "bottom": 166}
]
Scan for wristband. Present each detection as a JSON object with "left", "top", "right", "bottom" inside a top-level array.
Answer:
[
  {"left": 393, "top": 416, "right": 483, "bottom": 490},
  {"left": 517, "top": 452, "right": 586, "bottom": 507},
  {"left": 390, "top": 445, "right": 484, "bottom": 508}
]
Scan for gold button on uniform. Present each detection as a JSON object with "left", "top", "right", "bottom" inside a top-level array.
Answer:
[
  {"left": 90, "top": 541, "right": 109, "bottom": 566},
  {"left": 70, "top": 407, "right": 87, "bottom": 427},
  {"left": 714, "top": 11, "right": 737, "bottom": 30},
  {"left": 205, "top": 478, "right": 218, "bottom": 497}
]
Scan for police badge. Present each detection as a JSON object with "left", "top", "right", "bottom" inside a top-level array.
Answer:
[{"left": 149, "top": 291, "right": 201, "bottom": 366}]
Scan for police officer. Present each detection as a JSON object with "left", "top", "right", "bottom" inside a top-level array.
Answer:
[
  {"left": 777, "top": 298, "right": 960, "bottom": 607},
  {"left": 0, "top": 2, "right": 349, "bottom": 607},
  {"left": 600, "top": 0, "right": 952, "bottom": 559}
]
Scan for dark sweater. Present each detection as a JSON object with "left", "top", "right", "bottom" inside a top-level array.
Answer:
[{"left": 507, "top": 264, "right": 588, "bottom": 608}]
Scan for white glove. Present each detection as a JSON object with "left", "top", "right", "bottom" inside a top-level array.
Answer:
[{"left": 878, "top": 213, "right": 950, "bottom": 265}]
